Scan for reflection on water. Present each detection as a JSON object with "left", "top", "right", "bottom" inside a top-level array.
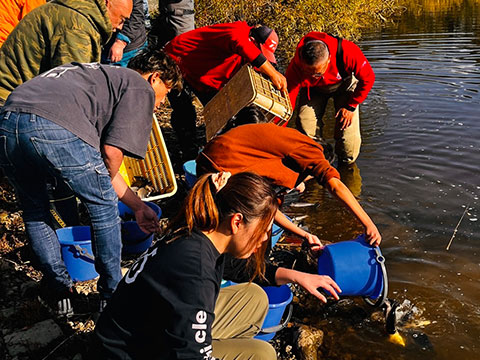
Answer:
[{"left": 284, "top": 0, "right": 480, "bottom": 358}]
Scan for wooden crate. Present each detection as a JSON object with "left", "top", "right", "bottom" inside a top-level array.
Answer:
[
  {"left": 203, "top": 64, "right": 293, "bottom": 140},
  {"left": 119, "top": 114, "right": 177, "bottom": 201}
]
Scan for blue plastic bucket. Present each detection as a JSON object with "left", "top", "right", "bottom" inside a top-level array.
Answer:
[
  {"left": 118, "top": 201, "right": 162, "bottom": 254},
  {"left": 57, "top": 226, "right": 99, "bottom": 282},
  {"left": 317, "top": 234, "right": 386, "bottom": 302},
  {"left": 255, "top": 285, "right": 293, "bottom": 341},
  {"left": 183, "top": 160, "right": 197, "bottom": 188}
]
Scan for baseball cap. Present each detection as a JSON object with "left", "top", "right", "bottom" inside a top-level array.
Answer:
[{"left": 250, "top": 26, "right": 278, "bottom": 64}]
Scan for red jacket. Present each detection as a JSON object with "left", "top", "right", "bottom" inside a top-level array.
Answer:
[
  {"left": 286, "top": 32, "right": 375, "bottom": 112},
  {"left": 197, "top": 123, "right": 340, "bottom": 189},
  {"left": 164, "top": 21, "right": 266, "bottom": 93}
]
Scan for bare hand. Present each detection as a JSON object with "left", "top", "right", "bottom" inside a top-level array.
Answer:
[
  {"left": 269, "top": 70, "right": 287, "bottom": 92},
  {"left": 109, "top": 39, "right": 127, "bottom": 63},
  {"left": 294, "top": 182, "right": 306, "bottom": 193},
  {"left": 295, "top": 272, "right": 341, "bottom": 303},
  {"left": 365, "top": 224, "right": 382, "bottom": 246},
  {"left": 336, "top": 108, "right": 355, "bottom": 130},
  {"left": 134, "top": 204, "right": 160, "bottom": 234},
  {"left": 303, "top": 232, "right": 324, "bottom": 251}
]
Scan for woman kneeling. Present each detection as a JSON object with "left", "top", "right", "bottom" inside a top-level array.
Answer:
[{"left": 94, "top": 172, "right": 279, "bottom": 360}]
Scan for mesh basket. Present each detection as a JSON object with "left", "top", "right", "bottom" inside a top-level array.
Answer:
[
  {"left": 119, "top": 114, "right": 177, "bottom": 201},
  {"left": 203, "top": 64, "right": 293, "bottom": 140}
]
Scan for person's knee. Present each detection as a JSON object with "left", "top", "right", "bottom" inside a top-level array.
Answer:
[{"left": 246, "top": 340, "right": 277, "bottom": 360}]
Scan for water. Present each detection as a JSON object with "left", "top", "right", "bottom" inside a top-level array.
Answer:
[{"left": 286, "top": 1, "right": 480, "bottom": 358}]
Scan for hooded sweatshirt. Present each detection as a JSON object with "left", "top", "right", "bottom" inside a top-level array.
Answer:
[
  {"left": 286, "top": 32, "right": 375, "bottom": 112},
  {"left": 0, "top": 0, "right": 112, "bottom": 101}
]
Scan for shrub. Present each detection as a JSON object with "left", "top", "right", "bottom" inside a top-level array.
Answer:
[{"left": 195, "top": 0, "right": 401, "bottom": 69}]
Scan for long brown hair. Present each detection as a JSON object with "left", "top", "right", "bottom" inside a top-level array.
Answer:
[{"left": 173, "top": 172, "right": 278, "bottom": 279}]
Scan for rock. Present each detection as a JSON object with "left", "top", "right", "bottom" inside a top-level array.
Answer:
[
  {"left": 296, "top": 325, "right": 324, "bottom": 360},
  {"left": 4, "top": 319, "right": 63, "bottom": 357}
]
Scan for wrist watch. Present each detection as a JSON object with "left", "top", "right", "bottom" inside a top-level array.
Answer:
[{"left": 344, "top": 105, "right": 356, "bottom": 112}]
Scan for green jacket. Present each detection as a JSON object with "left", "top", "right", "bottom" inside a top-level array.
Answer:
[{"left": 0, "top": 0, "right": 112, "bottom": 101}]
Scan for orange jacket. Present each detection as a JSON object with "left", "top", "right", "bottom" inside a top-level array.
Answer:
[
  {"left": 197, "top": 123, "right": 340, "bottom": 189},
  {"left": 0, "top": 0, "right": 46, "bottom": 47}
]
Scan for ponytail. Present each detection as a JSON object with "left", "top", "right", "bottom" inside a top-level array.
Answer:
[
  {"left": 184, "top": 174, "right": 220, "bottom": 232},
  {"left": 170, "top": 172, "right": 279, "bottom": 279}
]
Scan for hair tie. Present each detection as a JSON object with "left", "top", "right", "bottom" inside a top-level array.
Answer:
[{"left": 211, "top": 172, "right": 231, "bottom": 193}]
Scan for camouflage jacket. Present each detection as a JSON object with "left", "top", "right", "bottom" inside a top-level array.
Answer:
[{"left": 0, "top": 0, "right": 112, "bottom": 101}]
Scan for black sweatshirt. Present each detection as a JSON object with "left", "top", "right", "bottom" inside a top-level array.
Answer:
[{"left": 95, "top": 228, "right": 222, "bottom": 359}]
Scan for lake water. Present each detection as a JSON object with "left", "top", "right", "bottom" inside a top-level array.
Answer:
[{"left": 285, "top": 1, "right": 480, "bottom": 358}]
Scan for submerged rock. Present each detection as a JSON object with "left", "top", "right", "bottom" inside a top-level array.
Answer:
[{"left": 296, "top": 325, "right": 324, "bottom": 360}]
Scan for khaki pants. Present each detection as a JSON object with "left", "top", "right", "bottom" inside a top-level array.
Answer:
[
  {"left": 294, "top": 76, "right": 361, "bottom": 164},
  {"left": 212, "top": 283, "right": 277, "bottom": 360}
]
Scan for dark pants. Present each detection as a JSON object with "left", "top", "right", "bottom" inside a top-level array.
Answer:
[{"left": 168, "top": 83, "right": 216, "bottom": 161}]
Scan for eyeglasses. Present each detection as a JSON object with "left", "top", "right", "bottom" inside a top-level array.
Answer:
[{"left": 305, "top": 59, "right": 330, "bottom": 79}]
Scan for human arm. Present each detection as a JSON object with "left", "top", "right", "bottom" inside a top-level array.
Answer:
[
  {"left": 108, "top": 39, "right": 127, "bottom": 63},
  {"left": 341, "top": 40, "right": 375, "bottom": 110},
  {"left": 325, "top": 177, "right": 381, "bottom": 245},
  {"left": 101, "top": 144, "right": 160, "bottom": 234},
  {"left": 335, "top": 107, "right": 356, "bottom": 130},
  {"left": 110, "top": 0, "right": 146, "bottom": 61},
  {"left": 257, "top": 60, "right": 287, "bottom": 92},
  {"left": 275, "top": 267, "right": 341, "bottom": 303},
  {"left": 274, "top": 210, "right": 323, "bottom": 251}
]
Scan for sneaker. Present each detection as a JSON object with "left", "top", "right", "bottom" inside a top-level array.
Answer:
[
  {"left": 38, "top": 286, "right": 76, "bottom": 318},
  {"left": 56, "top": 297, "right": 74, "bottom": 318}
]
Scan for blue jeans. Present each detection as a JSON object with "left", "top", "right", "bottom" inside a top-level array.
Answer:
[{"left": 0, "top": 112, "right": 122, "bottom": 299}]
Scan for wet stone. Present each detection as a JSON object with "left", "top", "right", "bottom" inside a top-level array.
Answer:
[{"left": 296, "top": 325, "right": 324, "bottom": 360}]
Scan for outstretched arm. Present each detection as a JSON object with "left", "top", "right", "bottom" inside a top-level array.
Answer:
[
  {"left": 275, "top": 267, "right": 341, "bottom": 303},
  {"left": 325, "top": 177, "right": 381, "bottom": 245},
  {"left": 274, "top": 210, "right": 323, "bottom": 251},
  {"left": 102, "top": 144, "right": 160, "bottom": 234}
]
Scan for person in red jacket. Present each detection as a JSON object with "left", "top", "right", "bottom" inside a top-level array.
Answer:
[
  {"left": 164, "top": 21, "right": 286, "bottom": 160},
  {"left": 286, "top": 32, "right": 375, "bottom": 165}
]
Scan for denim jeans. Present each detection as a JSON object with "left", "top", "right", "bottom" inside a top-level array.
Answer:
[{"left": 0, "top": 111, "right": 122, "bottom": 299}]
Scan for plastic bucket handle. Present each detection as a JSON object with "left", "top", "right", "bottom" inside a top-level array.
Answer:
[
  {"left": 257, "top": 303, "right": 293, "bottom": 335},
  {"left": 73, "top": 244, "right": 95, "bottom": 262},
  {"left": 363, "top": 246, "right": 388, "bottom": 307}
]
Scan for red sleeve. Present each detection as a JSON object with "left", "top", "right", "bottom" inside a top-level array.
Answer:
[
  {"left": 286, "top": 56, "right": 304, "bottom": 112},
  {"left": 342, "top": 40, "right": 375, "bottom": 108},
  {"left": 229, "top": 23, "right": 265, "bottom": 65}
]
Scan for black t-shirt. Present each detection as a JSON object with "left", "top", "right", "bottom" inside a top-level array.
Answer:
[
  {"left": 95, "top": 228, "right": 223, "bottom": 359},
  {"left": 2, "top": 62, "right": 154, "bottom": 159}
]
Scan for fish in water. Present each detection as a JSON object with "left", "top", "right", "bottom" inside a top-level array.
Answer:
[
  {"left": 291, "top": 214, "right": 309, "bottom": 222},
  {"left": 289, "top": 202, "right": 317, "bottom": 208}
]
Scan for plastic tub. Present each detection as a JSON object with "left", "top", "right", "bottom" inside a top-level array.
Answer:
[
  {"left": 57, "top": 226, "right": 99, "bottom": 281},
  {"left": 118, "top": 201, "right": 162, "bottom": 254}
]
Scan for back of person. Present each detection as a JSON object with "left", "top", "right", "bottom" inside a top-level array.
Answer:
[
  {"left": 164, "top": 21, "right": 260, "bottom": 92},
  {"left": 2, "top": 62, "right": 154, "bottom": 157},
  {"left": 0, "top": 0, "right": 112, "bottom": 102},
  {"left": 95, "top": 229, "right": 223, "bottom": 359},
  {"left": 0, "top": 0, "right": 45, "bottom": 47}
]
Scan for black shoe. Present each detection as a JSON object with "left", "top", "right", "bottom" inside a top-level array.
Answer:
[{"left": 38, "top": 285, "right": 76, "bottom": 318}]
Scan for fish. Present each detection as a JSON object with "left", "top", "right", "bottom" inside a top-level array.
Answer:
[
  {"left": 291, "top": 215, "right": 309, "bottom": 222},
  {"left": 289, "top": 202, "right": 317, "bottom": 208}
]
